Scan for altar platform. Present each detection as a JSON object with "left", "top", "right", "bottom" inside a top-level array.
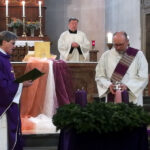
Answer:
[
  {"left": 23, "top": 133, "right": 59, "bottom": 150},
  {"left": 22, "top": 96, "right": 150, "bottom": 150}
]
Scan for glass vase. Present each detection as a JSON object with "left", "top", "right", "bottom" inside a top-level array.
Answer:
[
  {"left": 30, "top": 28, "right": 35, "bottom": 37},
  {"left": 13, "top": 28, "right": 17, "bottom": 35}
]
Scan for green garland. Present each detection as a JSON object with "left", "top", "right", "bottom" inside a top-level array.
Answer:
[{"left": 53, "top": 102, "right": 150, "bottom": 134}]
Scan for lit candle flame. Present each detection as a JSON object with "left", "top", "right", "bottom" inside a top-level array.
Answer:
[
  {"left": 107, "top": 32, "right": 113, "bottom": 43},
  {"left": 39, "top": 1, "right": 42, "bottom": 17},
  {"left": 22, "top": 1, "right": 25, "bottom": 17},
  {"left": 6, "top": 0, "right": 9, "bottom": 17}
]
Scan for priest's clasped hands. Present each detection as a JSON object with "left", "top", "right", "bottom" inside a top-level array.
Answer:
[{"left": 71, "top": 42, "right": 79, "bottom": 48}]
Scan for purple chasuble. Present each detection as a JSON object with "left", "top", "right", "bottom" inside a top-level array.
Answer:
[
  {"left": 0, "top": 52, "right": 23, "bottom": 150},
  {"left": 108, "top": 47, "right": 138, "bottom": 103}
]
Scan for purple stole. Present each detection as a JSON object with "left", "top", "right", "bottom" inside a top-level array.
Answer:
[{"left": 108, "top": 47, "right": 139, "bottom": 103}]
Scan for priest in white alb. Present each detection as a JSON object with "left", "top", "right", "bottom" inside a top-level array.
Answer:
[
  {"left": 95, "top": 32, "right": 148, "bottom": 106},
  {"left": 58, "top": 18, "right": 90, "bottom": 62}
]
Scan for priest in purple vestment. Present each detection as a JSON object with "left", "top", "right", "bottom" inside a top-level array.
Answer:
[{"left": 0, "top": 31, "right": 32, "bottom": 150}]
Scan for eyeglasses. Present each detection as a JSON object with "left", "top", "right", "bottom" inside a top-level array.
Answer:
[{"left": 113, "top": 43, "right": 125, "bottom": 47}]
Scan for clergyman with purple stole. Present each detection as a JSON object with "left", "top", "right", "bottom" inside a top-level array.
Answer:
[
  {"left": 95, "top": 31, "right": 148, "bottom": 105},
  {"left": 0, "top": 31, "right": 32, "bottom": 150}
]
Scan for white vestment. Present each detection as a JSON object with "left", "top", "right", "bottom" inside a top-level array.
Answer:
[
  {"left": 95, "top": 48, "right": 148, "bottom": 106},
  {"left": 58, "top": 30, "right": 90, "bottom": 62}
]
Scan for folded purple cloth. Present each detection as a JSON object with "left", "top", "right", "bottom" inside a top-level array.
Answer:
[{"left": 53, "top": 60, "right": 74, "bottom": 106}]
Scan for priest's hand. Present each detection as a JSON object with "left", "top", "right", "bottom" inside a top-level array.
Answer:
[
  {"left": 71, "top": 42, "right": 79, "bottom": 48},
  {"left": 120, "top": 84, "right": 128, "bottom": 92},
  {"left": 23, "top": 80, "right": 33, "bottom": 87},
  {"left": 109, "top": 84, "right": 116, "bottom": 94}
]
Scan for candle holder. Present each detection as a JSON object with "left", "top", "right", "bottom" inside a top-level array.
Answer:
[
  {"left": 39, "top": 16, "right": 44, "bottom": 37},
  {"left": 92, "top": 45, "right": 95, "bottom": 50},
  {"left": 6, "top": 16, "right": 9, "bottom": 31},
  {"left": 22, "top": 17, "right": 26, "bottom": 37},
  {"left": 89, "top": 49, "right": 99, "bottom": 62},
  {"left": 107, "top": 43, "right": 113, "bottom": 50}
]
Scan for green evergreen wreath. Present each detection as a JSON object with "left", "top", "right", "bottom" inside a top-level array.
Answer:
[{"left": 53, "top": 102, "right": 150, "bottom": 134}]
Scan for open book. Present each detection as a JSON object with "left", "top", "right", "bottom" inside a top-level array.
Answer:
[{"left": 15, "top": 68, "right": 44, "bottom": 83}]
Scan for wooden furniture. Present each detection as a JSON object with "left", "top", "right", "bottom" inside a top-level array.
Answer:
[
  {"left": 0, "top": 0, "right": 46, "bottom": 36},
  {"left": 68, "top": 63, "right": 98, "bottom": 102},
  {"left": 11, "top": 46, "right": 28, "bottom": 61},
  {"left": 12, "top": 62, "right": 98, "bottom": 102},
  {"left": 10, "top": 36, "right": 50, "bottom": 61},
  {"left": 17, "top": 36, "right": 49, "bottom": 41},
  {"left": 89, "top": 50, "right": 99, "bottom": 62},
  {"left": 0, "top": 0, "right": 50, "bottom": 62}
]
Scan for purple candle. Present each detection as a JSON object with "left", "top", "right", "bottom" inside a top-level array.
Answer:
[
  {"left": 121, "top": 90, "right": 129, "bottom": 103},
  {"left": 75, "top": 89, "right": 87, "bottom": 107}
]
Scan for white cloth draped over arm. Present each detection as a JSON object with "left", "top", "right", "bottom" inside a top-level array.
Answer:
[{"left": 12, "top": 83, "right": 23, "bottom": 104}]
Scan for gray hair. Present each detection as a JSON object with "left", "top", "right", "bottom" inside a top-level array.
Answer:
[
  {"left": 68, "top": 17, "right": 79, "bottom": 23},
  {"left": 0, "top": 31, "right": 17, "bottom": 46},
  {"left": 113, "top": 31, "right": 128, "bottom": 41}
]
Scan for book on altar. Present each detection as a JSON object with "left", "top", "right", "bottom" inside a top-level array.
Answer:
[
  {"left": 15, "top": 68, "right": 44, "bottom": 83},
  {"left": 34, "top": 42, "right": 51, "bottom": 58}
]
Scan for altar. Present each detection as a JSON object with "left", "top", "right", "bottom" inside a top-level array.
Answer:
[
  {"left": 12, "top": 61, "right": 98, "bottom": 103},
  {"left": 11, "top": 61, "right": 97, "bottom": 135}
]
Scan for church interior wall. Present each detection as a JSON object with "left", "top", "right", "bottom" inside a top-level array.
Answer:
[
  {"left": 105, "top": 0, "right": 141, "bottom": 51},
  {"left": 45, "top": 0, "right": 105, "bottom": 59},
  {"left": 45, "top": 0, "right": 141, "bottom": 59}
]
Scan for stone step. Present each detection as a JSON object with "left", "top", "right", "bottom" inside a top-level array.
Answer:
[
  {"left": 143, "top": 104, "right": 150, "bottom": 112},
  {"left": 144, "top": 96, "right": 150, "bottom": 104},
  {"left": 23, "top": 133, "right": 59, "bottom": 148},
  {"left": 24, "top": 147, "right": 57, "bottom": 150}
]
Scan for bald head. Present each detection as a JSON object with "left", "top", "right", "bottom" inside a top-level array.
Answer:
[{"left": 113, "top": 32, "right": 129, "bottom": 52}]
